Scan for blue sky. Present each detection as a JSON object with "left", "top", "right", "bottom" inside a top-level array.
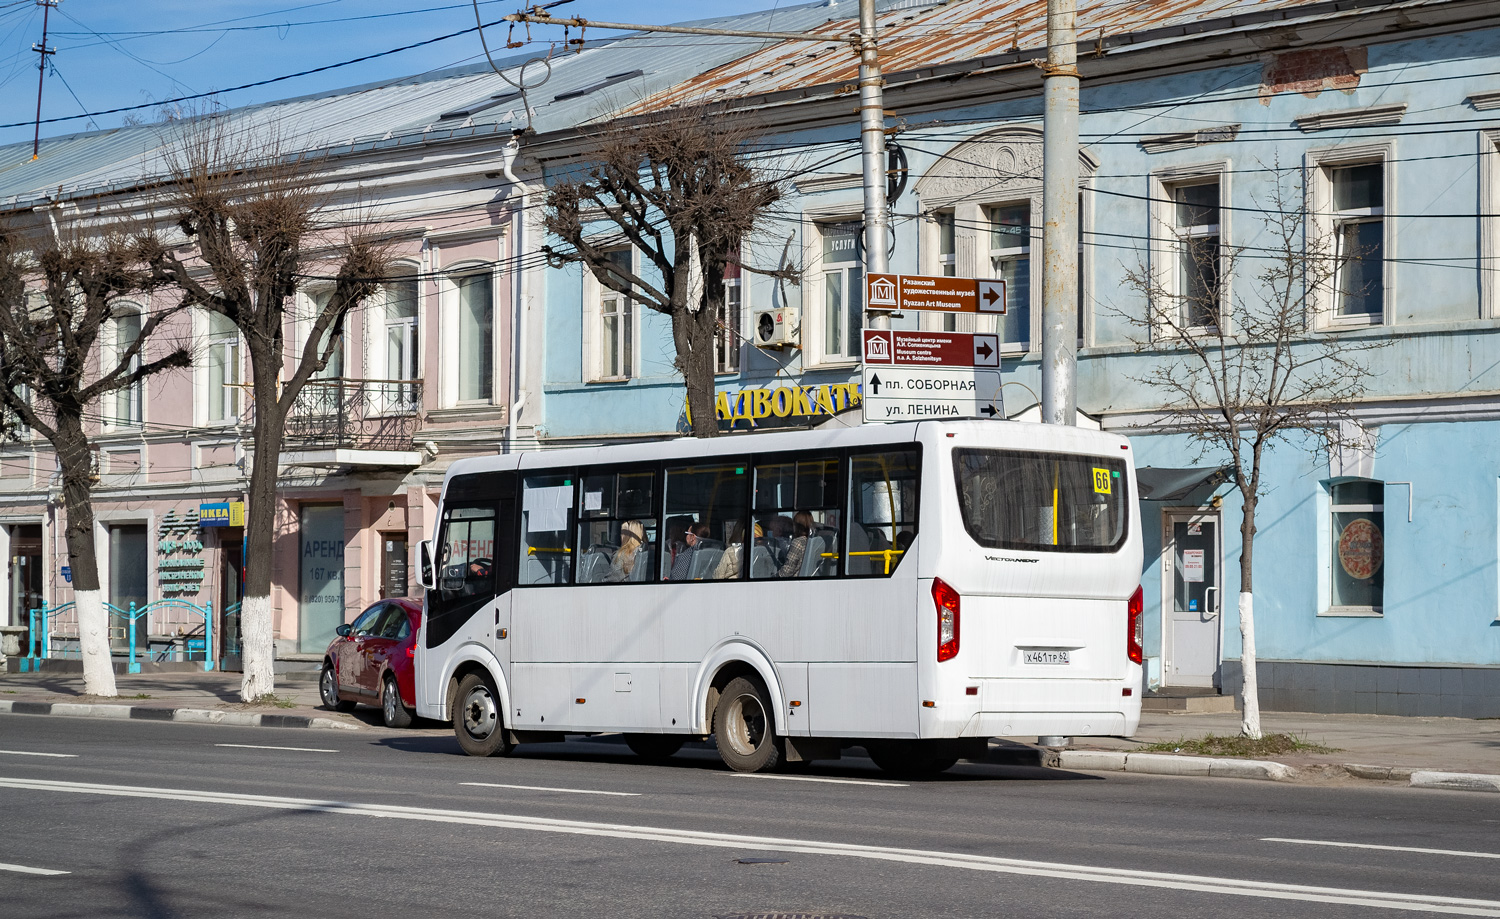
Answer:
[{"left": 0, "top": 0, "right": 780, "bottom": 146}]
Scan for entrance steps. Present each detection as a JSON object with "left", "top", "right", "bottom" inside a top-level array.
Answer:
[{"left": 1143, "top": 687, "right": 1238, "bottom": 713}]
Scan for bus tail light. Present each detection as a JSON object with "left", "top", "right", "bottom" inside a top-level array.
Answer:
[
  {"left": 934, "top": 577, "right": 960, "bottom": 662},
  {"left": 1127, "top": 585, "right": 1144, "bottom": 664}
]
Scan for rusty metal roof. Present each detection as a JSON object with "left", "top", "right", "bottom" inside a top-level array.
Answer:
[{"left": 629, "top": 0, "right": 1387, "bottom": 111}]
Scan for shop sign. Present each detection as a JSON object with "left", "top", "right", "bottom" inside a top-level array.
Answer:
[
  {"left": 1182, "top": 549, "right": 1205, "bottom": 583},
  {"left": 200, "top": 501, "right": 245, "bottom": 528},
  {"left": 687, "top": 382, "right": 863, "bottom": 431}
]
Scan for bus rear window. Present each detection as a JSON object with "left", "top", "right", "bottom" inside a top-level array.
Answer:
[{"left": 953, "top": 449, "right": 1128, "bottom": 553}]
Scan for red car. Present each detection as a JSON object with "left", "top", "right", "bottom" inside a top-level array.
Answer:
[{"left": 319, "top": 598, "right": 421, "bottom": 728}]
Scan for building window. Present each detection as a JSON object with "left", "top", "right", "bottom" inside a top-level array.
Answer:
[
  {"left": 1332, "top": 163, "right": 1384, "bottom": 319},
  {"left": 306, "top": 290, "right": 344, "bottom": 380},
  {"left": 716, "top": 259, "right": 741, "bottom": 375},
  {"left": 206, "top": 311, "right": 239, "bottom": 424},
  {"left": 1330, "top": 479, "right": 1384, "bottom": 612},
  {"left": 988, "top": 203, "right": 1031, "bottom": 349},
  {"left": 934, "top": 210, "right": 958, "bottom": 332},
  {"left": 596, "top": 249, "right": 634, "bottom": 381},
  {"left": 1171, "top": 181, "right": 1222, "bottom": 330},
  {"left": 819, "top": 222, "right": 862, "bottom": 362},
  {"left": 105, "top": 308, "right": 142, "bottom": 428},
  {"left": 456, "top": 272, "right": 494, "bottom": 401},
  {"left": 383, "top": 276, "right": 419, "bottom": 410}
]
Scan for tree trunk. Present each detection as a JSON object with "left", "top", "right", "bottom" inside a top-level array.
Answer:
[
  {"left": 1239, "top": 496, "right": 1261, "bottom": 738},
  {"left": 675, "top": 302, "right": 721, "bottom": 438},
  {"left": 240, "top": 352, "right": 285, "bottom": 701},
  {"left": 54, "top": 412, "right": 117, "bottom": 697}
]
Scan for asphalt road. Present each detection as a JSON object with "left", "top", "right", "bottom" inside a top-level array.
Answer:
[{"left": 1, "top": 713, "right": 1498, "bottom": 919}]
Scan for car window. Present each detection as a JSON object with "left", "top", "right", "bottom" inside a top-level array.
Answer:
[
  {"left": 350, "top": 605, "right": 385, "bottom": 636},
  {"left": 382, "top": 607, "right": 410, "bottom": 639},
  {"left": 395, "top": 616, "right": 411, "bottom": 640}
]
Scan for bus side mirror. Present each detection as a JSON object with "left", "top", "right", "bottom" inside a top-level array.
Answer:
[{"left": 419, "top": 540, "right": 436, "bottom": 591}]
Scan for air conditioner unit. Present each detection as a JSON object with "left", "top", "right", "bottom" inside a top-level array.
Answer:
[{"left": 753, "top": 306, "right": 799, "bottom": 349}]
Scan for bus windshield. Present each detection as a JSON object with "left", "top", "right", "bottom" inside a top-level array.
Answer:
[{"left": 953, "top": 448, "right": 1128, "bottom": 552}]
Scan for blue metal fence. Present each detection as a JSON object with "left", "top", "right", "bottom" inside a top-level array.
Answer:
[{"left": 21, "top": 599, "right": 215, "bottom": 673}]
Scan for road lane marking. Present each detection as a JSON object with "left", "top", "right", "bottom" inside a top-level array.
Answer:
[
  {"left": 214, "top": 744, "right": 337, "bottom": 754},
  {"left": 4, "top": 776, "right": 1500, "bottom": 916},
  {"left": 0, "top": 750, "right": 77, "bottom": 758},
  {"left": 1264, "top": 838, "right": 1500, "bottom": 860},
  {"left": 727, "top": 773, "right": 908, "bottom": 788},
  {"left": 461, "top": 782, "right": 640, "bottom": 797},
  {"left": 0, "top": 861, "right": 69, "bottom": 876}
]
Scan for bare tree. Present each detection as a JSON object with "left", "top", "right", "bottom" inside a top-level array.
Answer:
[
  {"left": 542, "top": 108, "right": 794, "bottom": 436},
  {"left": 140, "top": 117, "right": 389, "bottom": 702},
  {"left": 0, "top": 228, "right": 189, "bottom": 696},
  {"left": 1118, "top": 172, "right": 1385, "bottom": 738}
]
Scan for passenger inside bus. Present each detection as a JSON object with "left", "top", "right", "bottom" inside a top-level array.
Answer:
[
  {"left": 777, "top": 511, "right": 819, "bottom": 578},
  {"left": 606, "top": 519, "right": 646, "bottom": 582},
  {"left": 712, "top": 520, "right": 752, "bottom": 579},
  {"left": 668, "top": 522, "right": 711, "bottom": 580}
]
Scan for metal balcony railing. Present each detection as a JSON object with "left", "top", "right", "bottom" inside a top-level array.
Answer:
[{"left": 284, "top": 377, "right": 422, "bottom": 452}]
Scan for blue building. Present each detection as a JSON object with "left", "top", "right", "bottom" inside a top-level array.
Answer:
[{"left": 525, "top": 0, "right": 1500, "bottom": 716}]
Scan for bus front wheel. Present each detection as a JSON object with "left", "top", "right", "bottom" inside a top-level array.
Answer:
[
  {"left": 454, "top": 672, "right": 515, "bottom": 757},
  {"left": 713, "top": 676, "right": 781, "bottom": 773},
  {"left": 865, "top": 740, "right": 958, "bottom": 779}
]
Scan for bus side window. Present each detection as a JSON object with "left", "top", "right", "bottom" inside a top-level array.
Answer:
[
  {"left": 662, "top": 461, "right": 749, "bottom": 581},
  {"left": 751, "top": 453, "right": 841, "bottom": 579},
  {"left": 847, "top": 448, "right": 920, "bottom": 576},
  {"left": 577, "top": 468, "right": 658, "bottom": 584},
  {"left": 520, "top": 473, "right": 576, "bottom": 585},
  {"left": 428, "top": 500, "right": 498, "bottom": 647}
]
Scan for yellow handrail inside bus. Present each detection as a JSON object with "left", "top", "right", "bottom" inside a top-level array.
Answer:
[
  {"left": 526, "top": 547, "right": 573, "bottom": 555},
  {"left": 847, "top": 548, "right": 906, "bottom": 575}
]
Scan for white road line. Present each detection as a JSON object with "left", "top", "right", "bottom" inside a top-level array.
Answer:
[
  {"left": 4, "top": 778, "right": 1500, "bottom": 915},
  {"left": 727, "top": 773, "right": 908, "bottom": 788},
  {"left": 214, "top": 744, "right": 337, "bottom": 754},
  {"left": 461, "top": 782, "right": 641, "bottom": 797},
  {"left": 0, "top": 861, "right": 69, "bottom": 876},
  {"left": 0, "top": 750, "right": 77, "bottom": 758},
  {"left": 1264, "top": 838, "right": 1500, "bottom": 860}
]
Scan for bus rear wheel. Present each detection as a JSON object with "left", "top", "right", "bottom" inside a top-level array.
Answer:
[
  {"left": 624, "top": 733, "right": 685, "bottom": 763},
  {"left": 453, "top": 672, "right": 514, "bottom": 757},
  {"left": 713, "top": 676, "right": 781, "bottom": 773},
  {"left": 865, "top": 740, "right": 958, "bottom": 779}
]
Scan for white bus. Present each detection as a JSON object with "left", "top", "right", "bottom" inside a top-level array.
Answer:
[{"left": 414, "top": 419, "right": 1143, "bottom": 777}]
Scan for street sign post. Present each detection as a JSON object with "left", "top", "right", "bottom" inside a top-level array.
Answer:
[
  {"left": 861, "top": 330, "right": 1004, "bottom": 423},
  {"left": 866, "top": 273, "right": 1006, "bottom": 315}
]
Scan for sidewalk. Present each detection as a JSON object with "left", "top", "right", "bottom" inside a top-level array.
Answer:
[{"left": 1, "top": 670, "right": 1497, "bottom": 788}]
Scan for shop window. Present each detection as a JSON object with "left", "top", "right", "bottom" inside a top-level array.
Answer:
[
  {"left": 520, "top": 473, "right": 575, "bottom": 585},
  {"left": 456, "top": 273, "right": 494, "bottom": 401},
  {"left": 1330, "top": 479, "right": 1384, "bottom": 612},
  {"left": 818, "top": 222, "right": 862, "bottom": 362},
  {"left": 847, "top": 448, "right": 920, "bottom": 576},
  {"left": 576, "top": 469, "right": 658, "bottom": 583},
  {"left": 1171, "top": 181, "right": 1222, "bottom": 330},
  {"left": 987, "top": 203, "right": 1031, "bottom": 349},
  {"left": 663, "top": 461, "right": 749, "bottom": 581},
  {"left": 751, "top": 455, "right": 840, "bottom": 579}
]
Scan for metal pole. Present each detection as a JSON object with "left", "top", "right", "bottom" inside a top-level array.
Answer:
[
  {"left": 31, "top": 0, "right": 56, "bottom": 160},
  {"left": 857, "top": 0, "right": 889, "bottom": 331},
  {"left": 1040, "top": 0, "right": 1078, "bottom": 426}
]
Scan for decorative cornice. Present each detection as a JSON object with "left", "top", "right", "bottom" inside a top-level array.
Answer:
[
  {"left": 1467, "top": 90, "right": 1500, "bottom": 112},
  {"left": 794, "top": 173, "right": 863, "bottom": 194},
  {"left": 1139, "top": 125, "right": 1240, "bottom": 154},
  {"left": 1294, "top": 103, "right": 1407, "bottom": 133}
]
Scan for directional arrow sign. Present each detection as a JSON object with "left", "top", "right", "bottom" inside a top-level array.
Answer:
[
  {"left": 972, "top": 334, "right": 998, "bottom": 367},
  {"left": 861, "top": 366, "right": 1004, "bottom": 423},
  {"left": 869, "top": 373, "right": 883, "bottom": 394},
  {"left": 867, "top": 274, "right": 1006, "bottom": 314},
  {"left": 977, "top": 279, "right": 1006, "bottom": 313}
]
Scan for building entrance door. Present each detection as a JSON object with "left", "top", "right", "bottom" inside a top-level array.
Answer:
[
  {"left": 219, "top": 534, "right": 244, "bottom": 671},
  {"left": 1162, "top": 511, "right": 1222, "bottom": 689},
  {"left": 108, "top": 524, "right": 149, "bottom": 654}
]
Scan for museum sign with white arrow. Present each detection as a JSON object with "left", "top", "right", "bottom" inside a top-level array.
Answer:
[{"left": 861, "top": 329, "right": 1004, "bottom": 423}]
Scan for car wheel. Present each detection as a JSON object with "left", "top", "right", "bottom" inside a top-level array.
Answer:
[
  {"left": 382, "top": 674, "right": 413, "bottom": 729},
  {"left": 712, "top": 676, "right": 781, "bottom": 773},
  {"left": 864, "top": 740, "right": 958, "bottom": 779},
  {"left": 453, "top": 672, "right": 514, "bottom": 757},
  {"left": 624, "top": 733, "right": 685, "bottom": 763},
  {"left": 320, "top": 662, "right": 356, "bottom": 713}
]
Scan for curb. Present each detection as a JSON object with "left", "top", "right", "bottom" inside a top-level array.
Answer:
[
  {"left": 1056, "top": 751, "right": 1500, "bottom": 792},
  {"left": 0, "top": 699, "right": 359, "bottom": 731}
]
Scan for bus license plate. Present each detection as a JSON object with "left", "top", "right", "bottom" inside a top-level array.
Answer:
[{"left": 1023, "top": 649, "right": 1070, "bottom": 665}]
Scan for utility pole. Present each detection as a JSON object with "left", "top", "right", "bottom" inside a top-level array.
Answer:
[
  {"left": 856, "top": 0, "right": 889, "bottom": 332},
  {"left": 1040, "top": 0, "right": 1078, "bottom": 425},
  {"left": 31, "top": 0, "right": 57, "bottom": 161}
]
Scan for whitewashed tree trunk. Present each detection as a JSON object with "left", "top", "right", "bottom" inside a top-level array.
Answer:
[
  {"left": 1239, "top": 590, "right": 1261, "bottom": 739},
  {"left": 239, "top": 593, "right": 275, "bottom": 701},
  {"left": 75, "top": 589, "right": 117, "bottom": 697}
]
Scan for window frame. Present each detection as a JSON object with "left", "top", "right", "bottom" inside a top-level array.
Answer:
[
  {"left": 805, "top": 217, "right": 864, "bottom": 367},
  {"left": 582, "top": 247, "right": 637, "bottom": 384},
  {"left": 1150, "top": 165, "right": 1230, "bottom": 337},
  {"left": 715, "top": 266, "right": 743, "bottom": 376},
  {"left": 1482, "top": 130, "right": 1500, "bottom": 320},
  {"left": 103, "top": 303, "right": 144, "bottom": 432},
  {"left": 1322, "top": 477, "right": 1386, "bottom": 617},
  {"left": 368, "top": 268, "right": 422, "bottom": 414},
  {"left": 986, "top": 200, "right": 1035, "bottom": 352},
  {"left": 200, "top": 309, "right": 241, "bottom": 427},
  {"left": 1306, "top": 143, "right": 1395, "bottom": 329}
]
